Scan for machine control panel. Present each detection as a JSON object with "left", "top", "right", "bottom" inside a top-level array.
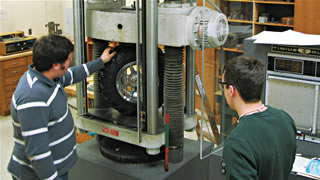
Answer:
[{"left": 268, "top": 53, "right": 320, "bottom": 77}]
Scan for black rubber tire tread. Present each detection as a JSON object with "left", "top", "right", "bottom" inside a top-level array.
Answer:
[
  {"left": 92, "top": 39, "right": 110, "bottom": 108},
  {"left": 99, "top": 44, "right": 164, "bottom": 116}
]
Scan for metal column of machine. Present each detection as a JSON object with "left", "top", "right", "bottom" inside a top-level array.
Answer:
[
  {"left": 185, "top": 47, "right": 197, "bottom": 130},
  {"left": 73, "top": 0, "right": 88, "bottom": 115},
  {"left": 146, "top": 0, "right": 159, "bottom": 134}
]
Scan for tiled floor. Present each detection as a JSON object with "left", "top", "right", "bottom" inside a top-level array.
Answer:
[{"left": 0, "top": 105, "right": 201, "bottom": 180}]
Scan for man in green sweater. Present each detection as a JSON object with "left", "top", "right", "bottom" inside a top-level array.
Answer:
[{"left": 220, "top": 55, "right": 296, "bottom": 180}]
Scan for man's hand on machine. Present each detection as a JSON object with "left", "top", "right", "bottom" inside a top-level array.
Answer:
[{"left": 100, "top": 47, "right": 117, "bottom": 64}]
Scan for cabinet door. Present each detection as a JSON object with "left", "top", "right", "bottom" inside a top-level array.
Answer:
[
  {"left": 5, "top": 75, "right": 20, "bottom": 86},
  {"left": 0, "top": 61, "right": 5, "bottom": 115},
  {"left": 0, "top": 54, "right": 30, "bottom": 115},
  {"left": 4, "top": 66, "right": 27, "bottom": 78},
  {"left": 3, "top": 57, "right": 27, "bottom": 69},
  {"left": 27, "top": 55, "right": 33, "bottom": 65},
  {"left": 294, "top": 0, "right": 320, "bottom": 34}
]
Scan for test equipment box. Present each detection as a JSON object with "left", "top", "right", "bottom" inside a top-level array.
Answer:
[{"left": 0, "top": 31, "right": 36, "bottom": 55}]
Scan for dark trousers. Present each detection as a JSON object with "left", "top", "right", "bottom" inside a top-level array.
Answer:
[
  {"left": 60, "top": 172, "right": 68, "bottom": 180},
  {"left": 12, "top": 172, "right": 68, "bottom": 180}
]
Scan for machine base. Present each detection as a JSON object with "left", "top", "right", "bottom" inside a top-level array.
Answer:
[
  {"left": 99, "top": 136, "right": 164, "bottom": 163},
  {"left": 69, "top": 138, "right": 212, "bottom": 180}
]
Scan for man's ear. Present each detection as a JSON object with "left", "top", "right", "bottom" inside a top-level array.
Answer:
[
  {"left": 230, "top": 85, "right": 235, "bottom": 96},
  {"left": 67, "top": 53, "right": 73, "bottom": 61},
  {"left": 52, "top": 63, "right": 60, "bottom": 71}
]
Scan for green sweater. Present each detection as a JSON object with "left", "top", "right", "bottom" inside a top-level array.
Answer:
[{"left": 223, "top": 106, "right": 297, "bottom": 180}]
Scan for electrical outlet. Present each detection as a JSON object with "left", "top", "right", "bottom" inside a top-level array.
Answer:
[{"left": 28, "top": 28, "right": 32, "bottom": 35}]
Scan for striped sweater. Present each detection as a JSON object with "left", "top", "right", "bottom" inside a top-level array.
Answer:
[{"left": 7, "top": 58, "right": 105, "bottom": 180}]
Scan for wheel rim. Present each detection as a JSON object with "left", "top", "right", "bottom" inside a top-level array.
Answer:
[{"left": 116, "top": 61, "right": 138, "bottom": 103}]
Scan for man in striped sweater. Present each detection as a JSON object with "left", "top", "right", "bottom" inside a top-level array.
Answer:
[{"left": 7, "top": 35, "right": 116, "bottom": 180}]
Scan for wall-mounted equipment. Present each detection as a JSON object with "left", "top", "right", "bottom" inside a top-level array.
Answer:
[{"left": 45, "top": 21, "right": 62, "bottom": 35}]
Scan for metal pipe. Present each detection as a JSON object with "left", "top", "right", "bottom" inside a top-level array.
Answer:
[
  {"left": 219, "top": 47, "right": 227, "bottom": 142},
  {"left": 146, "top": 0, "right": 158, "bottom": 134},
  {"left": 312, "top": 85, "right": 319, "bottom": 135},
  {"left": 142, "top": 0, "right": 147, "bottom": 114},
  {"left": 200, "top": 1, "right": 206, "bottom": 159},
  {"left": 136, "top": 0, "right": 141, "bottom": 142},
  {"left": 73, "top": 0, "right": 88, "bottom": 115},
  {"left": 265, "top": 75, "right": 270, "bottom": 105},
  {"left": 185, "top": 46, "right": 195, "bottom": 114}
]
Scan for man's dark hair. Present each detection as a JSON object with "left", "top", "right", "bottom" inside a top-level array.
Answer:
[
  {"left": 224, "top": 55, "right": 265, "bottom": 103},
  {"left": 32, "top": 35, "right": 74, "bottom": 72}
]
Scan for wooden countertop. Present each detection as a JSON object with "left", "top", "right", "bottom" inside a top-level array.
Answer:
[
  {"left": 0, "top": 51, "right": 32, "bottom": 61},
  {"left": 64, "top": 76, "right": 94, "bottom": 100},
  {"left": 64, "top": 85, "right": 94, "bottom": 100}
]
